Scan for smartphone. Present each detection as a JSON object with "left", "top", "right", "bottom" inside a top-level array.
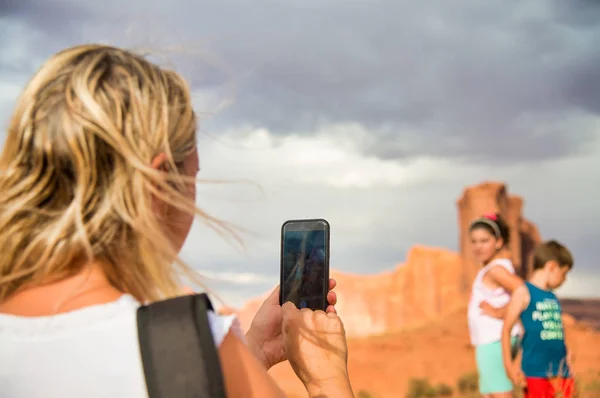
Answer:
[{"left": 279, "top": 218, "right": 330, "bottom": 311}]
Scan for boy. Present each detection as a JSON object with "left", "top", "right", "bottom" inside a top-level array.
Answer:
[{"left": 501, "top": 240, "right": 575, "bottom": 398}]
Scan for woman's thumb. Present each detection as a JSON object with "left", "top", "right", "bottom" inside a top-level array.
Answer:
[{"left": 281, "top": 301, "right": 298, "bottom": 320}]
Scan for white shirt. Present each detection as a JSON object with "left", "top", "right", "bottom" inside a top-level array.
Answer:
[
  {"left": 0, "top": 294, "right": 243, "bottom": 398},
  {"left": 467, "top": 258, "right": 522, "bottom": 345}
]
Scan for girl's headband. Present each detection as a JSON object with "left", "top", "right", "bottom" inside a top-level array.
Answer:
[{"left": 469, "top": 213, "right": 501, "bottom": 238}]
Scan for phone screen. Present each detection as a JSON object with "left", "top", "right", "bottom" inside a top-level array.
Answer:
[{"left": 280, "top": 219, "right": 330, "bottom": 311}]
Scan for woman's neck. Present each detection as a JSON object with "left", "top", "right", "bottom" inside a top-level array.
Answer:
[{"left": 0, "top": 261, "right": 122, "bottom": 317}]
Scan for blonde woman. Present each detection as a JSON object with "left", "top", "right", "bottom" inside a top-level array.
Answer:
[{"left": 0, "top": 44, "right": 353, "bottom": 398}]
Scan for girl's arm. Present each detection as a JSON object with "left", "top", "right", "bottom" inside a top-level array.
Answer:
[
  {"left": 487, "top": 266, "right": 524, "bottom": 293},
  {"left": 479, "top": 266, "right": 524, "bottom": 319}
]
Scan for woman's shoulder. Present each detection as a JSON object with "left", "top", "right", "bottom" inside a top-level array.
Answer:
[
  {"left": 206, "top": 309, "right": 246, "bottom": 346},
  {"left": 0, "top": 294, "right": 141, "bottom": 338},
  {"left": 139, "top": 294, "right": 245, "bottom": 346},
  {"left": 140, "top": 294, "right": 245, "bottom": 346},
  {"left": 0, "top": 293, "right": 242, "bottom": 347},
  {"left": 0, "top": 294, "right": 244, "bottom": 398}
]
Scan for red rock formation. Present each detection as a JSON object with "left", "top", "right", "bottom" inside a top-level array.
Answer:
[
  {"left": 225, "top": 246, "right": 463, "bottom": 338},
  {"left": 457, "top": 181, "right": 541, "bottom": 295},
  {"left": 520, "top": 218, "right": 542, "bottom": 278}
]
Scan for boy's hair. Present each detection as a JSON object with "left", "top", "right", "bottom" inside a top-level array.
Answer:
[
  {"left": 469, "top": 212, "right": 510, "bottom": 247},
  {"left": 532, "top": 240, "right": 574, "bottom": 270}
]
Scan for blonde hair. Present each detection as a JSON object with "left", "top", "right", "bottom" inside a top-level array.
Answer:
[{"left": 0, "top": 44, "right": 233, "bottom": 303}]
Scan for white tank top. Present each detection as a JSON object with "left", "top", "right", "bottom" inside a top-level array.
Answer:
[
  {"left": 0, "top": 294, "right": 244, "bottom": 398},
  {"left": 467, "top": 258, "right": 522, "bottom": 345}
]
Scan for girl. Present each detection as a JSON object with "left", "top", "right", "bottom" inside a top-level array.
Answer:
[
  {"left": 467, "top": 213, "right": 524, "bottom": 398},
  {"left": 0, "top": 44, "right": 354, "bottom": 398}
]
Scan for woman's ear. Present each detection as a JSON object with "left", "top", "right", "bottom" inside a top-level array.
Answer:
[
  {"left": 151, "top": 152, "right": 168, "bottom": 172},
  {"left": 150, "top": 152, "right": 168, "bottom": 216}
]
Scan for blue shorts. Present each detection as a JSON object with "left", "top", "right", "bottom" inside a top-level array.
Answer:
[{"left": 475, "top": 337, "right": 518, "bottom": 394}]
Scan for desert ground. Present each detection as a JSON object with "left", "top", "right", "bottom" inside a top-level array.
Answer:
[{"left": 268, "top": 306, "right": 600, "bottom": 398}]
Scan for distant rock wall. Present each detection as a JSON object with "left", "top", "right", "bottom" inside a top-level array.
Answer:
[
  {"left": 223, "top": 182, "right": 542, "bottom": 338},
  {"left": 227, "top": 246, "right": 463, "bottom": 338}
]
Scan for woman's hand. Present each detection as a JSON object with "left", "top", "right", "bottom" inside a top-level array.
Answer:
[
  {"left": 245, "top": 279, "right": 338, "bottom": 369},
  {"left": 281, "top": 301, "right": 353, "bottom": 397}
]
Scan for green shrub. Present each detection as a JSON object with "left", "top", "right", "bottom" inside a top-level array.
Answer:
[
  {"left": 582, "top": 377, "right": 600, "bottom": 395},
  {"left": 456, "top": 372, "right": 478, "bottom": 394},
  {"left": 406, "top": 378, "right": 436, "bottom": 398},
  {"left": 424, "top": 389, "right": 438, "bottom": 398},
  {"left": 356, "top": 390, "right": 374, "bottom": 398},
  {"left": 434, "top": 383, "right": 453, "bottom": 396}
]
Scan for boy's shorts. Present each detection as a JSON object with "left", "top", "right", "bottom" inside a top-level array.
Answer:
[
  {"left": 524, "top": 377, "right": 575, "bottom": 398},
  {"left": 475, "top": 337, "right": 517, "bottom": 394}
]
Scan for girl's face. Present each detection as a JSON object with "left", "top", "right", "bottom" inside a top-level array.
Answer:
[{"left": 470, "top": 227, "right": 502, "bottom": 264}]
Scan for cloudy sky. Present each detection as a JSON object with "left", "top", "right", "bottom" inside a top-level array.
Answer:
[{"left": 1, "top": 0, "right": 599, "bottom": 307}]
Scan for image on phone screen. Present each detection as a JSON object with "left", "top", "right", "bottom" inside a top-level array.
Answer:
[{"left": 280, "top": 219, "right": 329, "bottom": 311}]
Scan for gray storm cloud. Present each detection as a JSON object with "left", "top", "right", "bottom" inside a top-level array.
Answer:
[
  {"left": 0, "top": 0, "right": 599, "bottom": 299},
  {"left": 1, "top": 0, "right": 599, "bottom": 165}
]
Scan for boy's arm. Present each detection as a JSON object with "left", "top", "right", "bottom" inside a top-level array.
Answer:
[{"left": 501, "top": 284, "right": 530, "bottom": 386}]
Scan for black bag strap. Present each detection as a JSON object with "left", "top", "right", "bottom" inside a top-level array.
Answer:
[{"left": 137, "top": 293, "right": 227, "bottom": 398}]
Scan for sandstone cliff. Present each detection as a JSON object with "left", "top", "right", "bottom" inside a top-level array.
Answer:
[
  {"left": 228, "top": 246, "right": 463, "bottom": 338},
  {"left": 224, "top": 182, "right": 542, "bottom": 338}
]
